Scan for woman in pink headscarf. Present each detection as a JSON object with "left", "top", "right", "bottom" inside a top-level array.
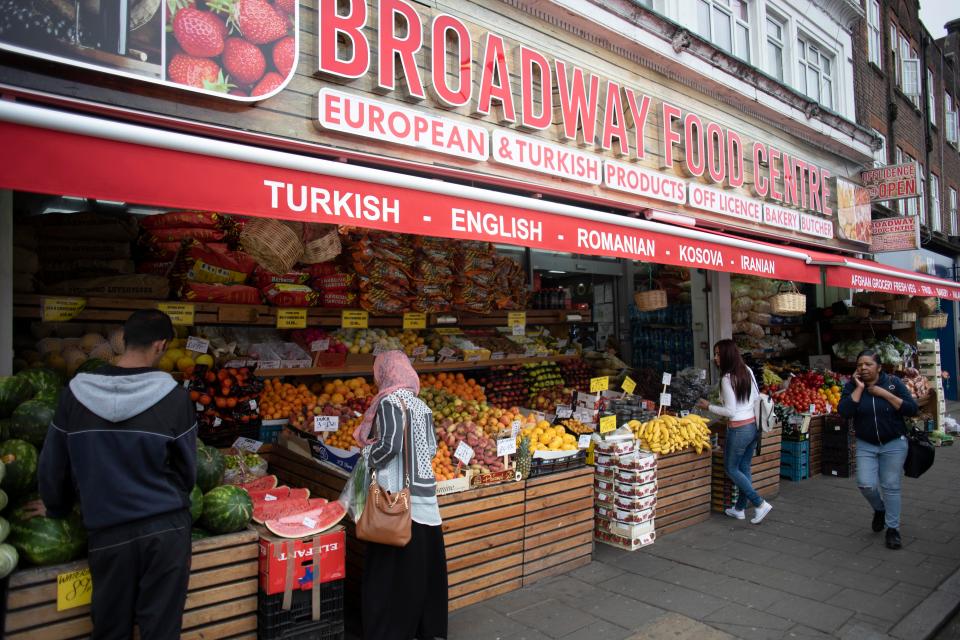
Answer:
[{"left": 356, "top": 350, "right": 447, "bottom": 640}]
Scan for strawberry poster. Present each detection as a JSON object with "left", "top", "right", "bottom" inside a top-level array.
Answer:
[{"left": 0, "top": 0, "right": 297, "bottom": 100}]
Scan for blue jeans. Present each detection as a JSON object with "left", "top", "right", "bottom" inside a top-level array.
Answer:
[
  {"left": 725, "top": 422, "right": 763, "bottom": 510},
  {"left": 856, "top": 436, "right": 908, "bottom": 529}
]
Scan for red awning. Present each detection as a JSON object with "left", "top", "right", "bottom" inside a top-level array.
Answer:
[
  {"left": 0, "top": 102, "right": 822, "bottom": 282},
  {"left": 812, "top": 253, "right": 960, "bottom": 301}
]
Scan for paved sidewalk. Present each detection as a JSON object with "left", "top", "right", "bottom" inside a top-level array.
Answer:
[{"left": 448, "top": 444, "right": 960, "bottom": 640}]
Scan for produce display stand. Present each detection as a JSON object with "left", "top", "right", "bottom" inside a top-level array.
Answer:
[
  {"left": 711, "top": 424, "right": 782, "bottom": 512},
  {"left": 653, "top": 448, "right": 713, "bottom": 535},
  {"left": 3, "top": 529, "right": 259, "bottom": 640}
]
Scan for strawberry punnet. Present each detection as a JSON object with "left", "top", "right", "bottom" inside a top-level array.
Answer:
[
  {"left": 272, "top": 36, "right": 295, "bottom": 77},
  {"left": 209, "top": 0, "right": 289, "bottom": 45},
  {"left": 172, "top": 7, "right": 227, "bottom": 58},
  {"left": 168, "top": 54, "right": 233, "bottom": 92},
  {"left": 223, "top": 36, "right": 267, "bottom": 85}
]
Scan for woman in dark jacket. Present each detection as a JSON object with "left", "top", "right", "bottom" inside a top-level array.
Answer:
[{"left": 838, "top": 350, "right": 918, "bottom": 550}]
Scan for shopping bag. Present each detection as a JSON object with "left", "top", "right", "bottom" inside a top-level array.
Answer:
[
  {"left": 337, "top": 447, "right": 370, "bottom": 523},
  {"left": 903, "top": 428, "right": 935, "bottom": 479}
]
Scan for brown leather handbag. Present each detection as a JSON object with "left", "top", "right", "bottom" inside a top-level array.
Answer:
[{"left": 355, "top": 398, "right": 413, "bottom": 547}]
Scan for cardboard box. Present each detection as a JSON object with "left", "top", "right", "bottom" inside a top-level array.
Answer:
[
  {"left": 307, "top": 439, "right": 360, "bottom": 473},
  {"left": 258, "top": 527, "right": 346, "bottom": 596},
  {"left": 614, "top": 493, "right": 657, "bottom": 511},
  {"left": 594, "top": 527, "right": 656, "bottom": 551},
  {"left": 601, "top": 516, "right": 656, "bottom": 540},
  {"left": 615, "top": 468, "right": 657, "bottom": 485}
]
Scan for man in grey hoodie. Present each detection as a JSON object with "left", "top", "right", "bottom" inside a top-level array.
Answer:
[{"left": 35, "top": 309, "right": 197, "bottom": 640}]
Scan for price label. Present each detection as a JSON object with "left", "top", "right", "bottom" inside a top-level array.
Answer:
[
  {"left": 421, "top": 356, "right": 436, "bottom": 363},
  {"left": 511, "top": 419, "right": 521, "bottom": 438},
  {"left": 276, "top": 308, "right": 307, "bottom": 329},
  {"left": 599, "top": 415, "right": 617, "bottom": 434},
  {"left": 679, "top": 410, "right": 689, "bottom": 417},
  {"left": 186, "top": 336, "right": 210, "bottom": 354},
  {"left": 622, "top": 376, "right": 637, "bottom": 395},
  {"left": 578, "top": 434, "right": 592, "bottom": 448},
  {"left": 497, "top": 438, "right": 517, "bottom": 456},
  {"left": 491, "top": 352, "right": 505, "bottom": 360},
  {"left": 557, "top": 339, "right": 568, "bottom": 349},
  {"left": 454, "top": 441, "right": 475, "bottom": 465},
  {"left": 314, "top": 415, "right": 340, "bottom": 432},
  {"left": 659, "top": 392, "right": 672, "bottom": 407},
  {"left": 42, "top": 297, "right": 86, "bottom": 322},
  {"left": 341, "top": 310, "right": 369, "bottom": 329},
  {"left": 303, "top": 516, "right": 318, "bottom": 528},
  {"left": 403, "top": 312, "right": 427, "bottom": 330},
  {"left": 57, "top": 568, "right": 93, "bottom": 611},
  {"left": 232, "top": 437, "right": 263, "bottom": 452},
  {"left": 511, "top": 324, "right": 526, "bottom": 336},
  {"left": 565, "top": 349, "right": 578, "bottom": 356},
  {"left": 196, "top": 402, "right": 204, "bottom": 412},
  {"left": 566, "top": 314, "right": 583, "bottom": 322},
  {"left": 438, "top": 347, "right": 456, "bottom": 358},
  {"left": 575, "top": 409, "right": 595, "bottom": 423},
  {"left": 213, "top": 416, "right": 222, "bottom": 427},
  {"left": 590, "top": 377, "right": 609, "bottom": 393},
  {"left": 311, "top": 339, "right": 330, "bottom": 352},
  {"left": 700, "top": 369, "right": 707, "bottom": 380},
  {"left": 264, "top": 493, "right": 278, "bottom": 502},
  {"left": 661, "top": 372, "right": 672, "bottom": 386},
  {"left": 809, "top": 403, "right": 816, "bottom": 415},
  {"left": 556, "top": 404, "right": 572, "bottom": 419},
  {"left": 531, "top": 411, "right": 546, "bottom": 422},
  {"left": 157, "top": 302, "right": 195, "bottom": 326},
  {"left": 507, "top": 311, "right": 526, "bottom": 327},
  {"left": 436, "top": 315, "right": 458, "bottom": 325},
  {"left": 249, "top": 399, "right": 258, "bottom": 410},
  {"left": 412, "top": 345, "right": 427, "bottom": 356}
]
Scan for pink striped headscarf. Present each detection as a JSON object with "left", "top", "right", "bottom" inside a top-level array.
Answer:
[{"left": 353, "top": 350, "right": 420, "bottom": 446}]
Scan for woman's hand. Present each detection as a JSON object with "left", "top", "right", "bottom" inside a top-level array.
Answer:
[
  {"left": 852, "top": 372, "right": 864, "bottom": 390},
  {"left": 695, "top": 398, "right": 710, "bottom": 410},
  {"left": 866, "top": 385, "right": 889, "bottom": 398}
]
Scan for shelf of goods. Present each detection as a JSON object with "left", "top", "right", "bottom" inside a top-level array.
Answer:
[
  {"left": 3, "top": 529, "right": 259, "bottom": 640},
  {"left": 259, "top": 442, "right": 593, "bottom": 611},
  {"left": 711, "top": 424, "right": 782, "bottom": 513}
]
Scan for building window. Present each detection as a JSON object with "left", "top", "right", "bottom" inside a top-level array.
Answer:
[
  {"left": 766, "top": 14, "right": 785, "bottom": 81},
  {"left": 899, "top": 33, "right": 910, "bottom": 89},
  {"left": 797, "top": 36, "right": 834, "bottom": 109},
  {"left": 891, "top": 24, "right": 900, "bottom": 85},
  {"left": 950, "top": 187, "right": 958, "bottom": 235},
  {"left": 927, "top": 68, "right": 936, "bottom": 125},
  {"left": 698, "top": 0, "right": 752, "bottom": 62},
  {"left": 868, "top": 0, "right": 882, "bottom": 67},
  {"left": 919, "top": 168, "right": 926, "bottom": 224},
  {"left": 909, "top": 47, "right": 921, "bottom": 108},
  {"left": 947, "top": 94, "right": 959, "bottom": 146},
  {"left": 871, "top": 128, "right": 887, "bottom": 168},
  {"left": 931, "top": 173, "right": 941, "bottom": 232}
]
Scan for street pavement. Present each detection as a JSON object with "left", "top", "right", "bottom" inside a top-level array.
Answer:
[{"left": 447, "top": 438, "right": 960, "bottom": 639}]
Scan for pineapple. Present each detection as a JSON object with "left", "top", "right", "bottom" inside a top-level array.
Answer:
[{"left": 517, "top": 436, "right": 532, "bottom": 479}]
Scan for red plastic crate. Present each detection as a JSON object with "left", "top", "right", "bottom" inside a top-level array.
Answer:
[{"left": 258, "top": 526, "right": 346, "bottom": 596}]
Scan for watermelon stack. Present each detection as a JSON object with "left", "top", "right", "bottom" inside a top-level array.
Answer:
[
  {"left": 0, "top": 440, "right": 39, "bottom": 498},
  {"left": 10, "top": 398, "right": 57, "bottom": 449},
  {"left": 7, "top": 502, "right": 86, "bottom": 566},
  {"left": 0, "top": 376, "right": 34, "bottom": 418},
  {"left": 200, "top": 485, "right": 253, "bottom": 534},
  {"left": 196, "top": 444, "right": 226, "bottom": 493}
]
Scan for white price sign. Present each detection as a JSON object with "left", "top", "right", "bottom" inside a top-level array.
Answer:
[
  {"left": 662, "top": 372, "right": 672, "bottom": 386},
  {"left": 659, "top": 392, "right": 672, "bottom": 407},
  {"left": 511, "top": 324, "right": 525, "bottom": 336},
  {"left": 511, "top": 419, "right": 522, "bottom": 438},
  {"left": 578, "top": 434, "right": 592, "bottom": 449},
  {"left": 809, "top": 403, "right": 816, "bottom": 415},
  {"left": 186, "top": 336, "right": 209, "bottom": 354},
  {"left": 263, "top": 493, "right": 278, "bottom": 502},
  {"left": 302, "top": 516, "right": 317, "bottom": 528},
  {"left": 556, "top": 404, "right": 572, "bottom": 419},
  {"left": 491, "top": 352, "right": 505, "bottom": 360},
  {"left": 314, "top": 415, "right": 340, "bottom": 432},
  {"left": 231, "top": 437, "right": 263, "bottom": 453},
  {"left": 454, "top": 441, "right": 475, "bottom": 465},
  {"left": 497, "top": 438, "right": 517, "bottom": 456},
  {"left": 575, "top": 409, "right": 595, "bottom": 423},
  {"left": 311, "top": 339, "right": 330, "bottom": 352},
  {"left": 700, "top": 369, "right": 707, "bottom": 380},
  {"left": 438, "top": 347, "right": 456, "bottom": 358}
]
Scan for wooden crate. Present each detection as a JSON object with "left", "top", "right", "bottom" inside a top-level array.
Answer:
[
  {"left": 654, "top": 448, "right": 713, "bottom": 536},
  {"left": 522, "top": 466, "right": 593, "bottom": 586},
  {"left": 3, "top": 529, "right": 258, "bottom": 640},
  {"left": 711, "top": 426, "right": 782, "bottom": 512}
]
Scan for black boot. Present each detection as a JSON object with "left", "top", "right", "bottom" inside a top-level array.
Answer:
[
  {"left": 872, "top": 510, "right": 886, "bottom": 532},
  {"left": 886, "top": 528, "right": 902, "bottom": 550}
]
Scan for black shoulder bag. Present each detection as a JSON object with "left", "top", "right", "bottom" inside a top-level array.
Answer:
[{"left": 903, "top": 426, "right": 935, "bottom": 479}]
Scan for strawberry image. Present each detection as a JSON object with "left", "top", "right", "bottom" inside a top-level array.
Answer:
[
  {"left": 172, "top": 7, "right": 227, "bottom": 58},
  {"left": 252, "top": 71, "right": 284, "bottom": 96},
  {"left": 272, "top": 35, "right": 295, "bottom": 77},
  {"left": 223, "top": 37, "right": 266, "bottom": 85},
  {"left": 273, "top": 0, "right": 295, "bottom": 17},
  {"left": 168, "top": 53, "right": 234, "bottom": 92},
  {"left": 209, "top": 0, "right": 289, "bottom": 45},
  {"left": 165, "top": 0, "right": 196, "bottom": 22}
]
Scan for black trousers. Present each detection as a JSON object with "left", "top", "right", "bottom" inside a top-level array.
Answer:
[
  {"left": 362, "top": 522, "right": 448, "bottom": 640},
  {"left": 87, "top": 510, "right": 192, "bottom": 640}
]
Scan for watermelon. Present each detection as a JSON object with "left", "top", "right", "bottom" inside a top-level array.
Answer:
[
  {"left": 0, "top": 376, "right": 34, "bottom": 418},
  {"left": 0, "top": 458, "right": 5, "bottom": 485},
  {"left": 200, "top": 485, "right": 253, "bottom": 534},
  {"left": 253, "top": 497, "right": 327, "bottom": 524},
  {"left": 9, "top": 507, "right": 86, "bottom": 566},
  {"left": 0, "top": 418, "right": 9, "bottom": 441},
  {"left": 196, "top": 446, "right": 226, "bottom": 493},
  {"left": 14, "top": 369, "right": 61, "bottom": 400},
  {"left": 76, "top": 358, "right": 108, "bottom": 375},
  {"left": 0, "top": 489, "right": 6, "bottom": 512},
  {"left": 0, "top": 543, "right": 18, "bottom": 579},
  {"left": 248, "top": 485, "right": 290, "bottom": 502},
  {"left": 0, "top": 440, "right": 39, "bottom": 496},
  {"left": 10, "top": 398, "right": 56, "bottom": 448},
  {"left": 0, "top": 516, "right": 9, "bottom": 543},
  {"left": 265, "top": 501, "right": 346, "bottom": 538},
  {"left": 190, "top": 485, "right": 204, "bottom": 522},
  {"left": 241, "top": 474, "right": 278, "bottom": 492},
  {"left": 191, "top": 528, "right": 211, "bottom": 541}
]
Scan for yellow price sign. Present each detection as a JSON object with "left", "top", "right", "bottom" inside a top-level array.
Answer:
[
  {"left": 590, "top": 376, "right": 609, "bottom": 393},
  {"left": 156, "top": 302, "right": 195, "bottom": 326},
  {"left": 42, "top": 297, "right": 86, "bottom": 322},
  {"left": 622, "top": 376, "right": 637, "bottom": 395},
  {"left": 276, "top": 308, "right": 308, "bottom": 329},
  {"left": 403, "top": 312, "right": 426, "bottom": 330},
  {"left": 507, "top": 311, "right": 526, "bottom": 327},
  {"left": 341, "top": 310, "right": 369, "bottom": 329},
  {"left": 599, "top": 415, "right": 617, "bottom": 434},
  {"left": 434, "top": 327, "right": 461, "bottom": 335},
  {"left": 57, "top": 568, "right": 93, "bottom": 611}
]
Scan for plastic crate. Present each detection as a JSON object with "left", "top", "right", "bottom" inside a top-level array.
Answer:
[
  {"left": 822, "top": 461, "right": 855, "bottom": 478},
  {"left": 259, "top": 422, "right": 286, "bottom": 444},
  {"left": 259, "top": 579, "right": 345, "bottom": 640},
  {"left": 780, "top": 458, "right": 810, "bottom": 481},
  {"left": 529, "top": 451, "right": 586, "bottom": 477},
  {"left": 780, "top": 440, "right": 810, "bottom": 457}
]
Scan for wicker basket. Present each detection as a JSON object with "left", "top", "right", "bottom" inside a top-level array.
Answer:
[
  {"left": 771, "top": 282, "right": 806, "bottom": 316},
  {"left": 909, "top": 296, "right": 938, "bottom": 317},
  {"left": 869, "top": 292, "right": 894, "bottom": 303},
  {"left": 850, "top": 306, "right": 872, "bottom": 319},
  {"left": 634, "top": 289, "right": 667, "bottom": 311},
  {"left": 240, "top": 218, "right": 304, "bottom": 274},
  {"left": 884, "top": 298, "right": 909, "bottom": 313},
  {"left": 893, "top": 311, "right": 918, "bottom": 323},
  {"left": 301, "top": 224, "right": 342, "bottom": 264},
  {"left": 920, "top": 312, "right": 948, "bottom": 329}
]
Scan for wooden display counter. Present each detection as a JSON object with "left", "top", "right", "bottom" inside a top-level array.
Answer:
[
  {"left": 3, "top": 529, "right": 258, "bottom": 640},
  {"left": 260, "top": 443, "right": 594, "bottom": 612},
  {"left": 711, "top": 425, "right": 782, "bottom": 512},
  {"left": 654, "top": 449, "right": 713, "bottom": 536}
]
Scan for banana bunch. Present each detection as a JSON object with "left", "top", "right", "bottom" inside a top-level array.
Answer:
[{"left": 627, "top": 414, "right": 712, "bottom": 455}]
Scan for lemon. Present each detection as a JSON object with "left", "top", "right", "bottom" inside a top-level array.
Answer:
[
  {"left": 176, "top": 356, "right": 195, "bottom": 373},
  {"left": 165, "top": 348, "right": 186, "bottom": 363},
  {"left": 158, "top": 356, "right": 175, "bottom": 373},
  {"left": 195, "top": 354, "right": 214, "bottom": 367}
]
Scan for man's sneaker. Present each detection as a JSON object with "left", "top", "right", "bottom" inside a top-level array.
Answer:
[
  {"left": 872, "top": 510, "right": 886, "bottom": 532},
  {"left": 886, "top": 528, "right": 902, "bottom": 550},
  {"left": 724, "top": 507, "right": 745, "bottom": 520},
  {"left": 751, "top": 501, "right": 773, "bottom": 524}
]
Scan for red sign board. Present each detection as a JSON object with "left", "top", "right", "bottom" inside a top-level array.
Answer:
[
  {"left": 825, "top": 262, "right": 960, "bottom": 300},
  {"left": 869, "top": 217, "right": 920, "bottom": 253},
  {"left": 860, "top": 162, "right": 919, "bottom": 201}
]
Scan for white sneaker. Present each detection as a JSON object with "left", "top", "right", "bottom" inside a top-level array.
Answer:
[
  {"left": 724, "top": 507, "right": 745, "bottom": 520},
  {"left": 751, "top": 501, "right": 773, "bottom": 524}
]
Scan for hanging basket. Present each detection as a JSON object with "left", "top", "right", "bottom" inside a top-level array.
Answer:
[
  {"left": 770, "top": 282, "right": 806, "bottom": 316},
  {"left": 849, "top": 306, "right": 872, "bottom": 319},
  {"left": 634, "top": 288, "right": 667, "bottom": 312},
  {"left": 240, "top": 218, "right": 304, "bottom": 274},
  {"left": 909, "top": 296, "right": 938, "bottom": 317},
  {"left": 892, "top": 311, "right": 918, "bottom": 324},
  {"left": 920, "top": 312, "right": 948, "bottom": 329},
  {"left": 301, "top": 224, "right": 342, "bottom": 264},
  {"left": 884, "top": 298, "right": 909, "bottom": 313}
]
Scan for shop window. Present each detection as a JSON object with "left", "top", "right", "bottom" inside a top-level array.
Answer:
[
  {"left": 927, "top": 68, "right": 936, "bottom": 125},
  {"left": 796, "top": 36, "right": 834, "bottom": 109},
  {"left": 931, "top": 173, "right": 941, "bottom": 232},
  {"left": 765, "top": 13, "right": 786, "bottom": 81},
  {"left": 867, "top": 0, "right": 882, "bottom": 68},
  {"left": 697, "top": 0, "right": 752, "bottom": 62}
]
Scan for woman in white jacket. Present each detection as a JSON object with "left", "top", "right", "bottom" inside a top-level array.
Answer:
[{"left": 697, "top": 339, "right": 773, "bottom": 524}]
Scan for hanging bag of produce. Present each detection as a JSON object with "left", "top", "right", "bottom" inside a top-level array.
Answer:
[{"left": 338, "top": 448, "right": 370, "bottom": 523}]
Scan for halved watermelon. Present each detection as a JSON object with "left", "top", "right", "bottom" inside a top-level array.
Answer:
[
  {"left": 265, "top": 501, "right": 346, "bottom": 538},
  {"left": 253, "top": 497, "right": 328, "bottom": 524},
  {"left": 241, "top": 475, "right": 278, "bottom": 492}
]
